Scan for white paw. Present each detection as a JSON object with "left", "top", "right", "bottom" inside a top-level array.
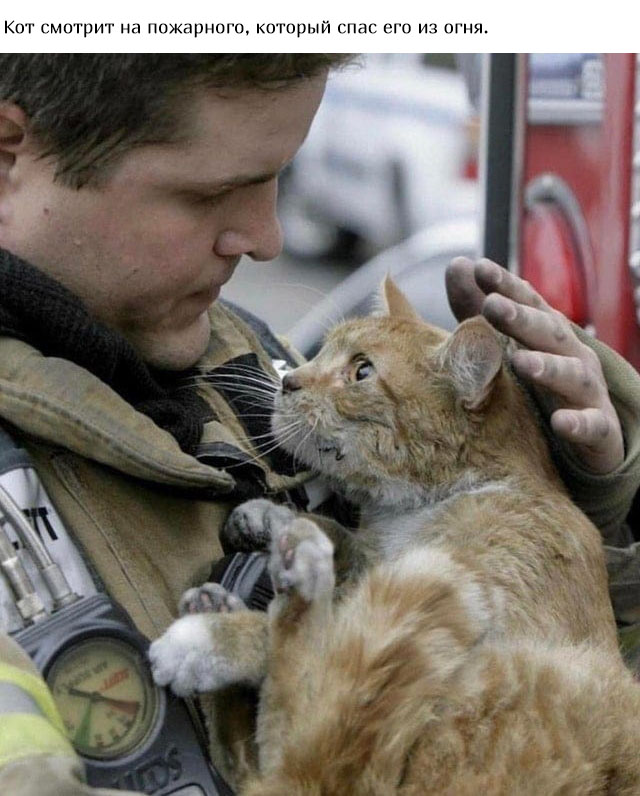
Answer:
[
  {"left": 269, "top": 518, "right": 334, "bottom": 602},
  {"left": 222, "top": 499, "right": 296, "bottom": 551},
  {"left": 179, "top": 582, "right": 246, "bottom": 617},
  {"left": 149, "top": 614, "right": 239, "bottom": 696}
]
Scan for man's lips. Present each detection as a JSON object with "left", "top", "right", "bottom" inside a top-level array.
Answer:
[{"left": 187, "top": 261, "right": 238, "bottom": 311}]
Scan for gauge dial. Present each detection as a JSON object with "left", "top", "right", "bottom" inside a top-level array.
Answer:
[{"left": 46, "top": 636, "right": 160, "bottom": 760}]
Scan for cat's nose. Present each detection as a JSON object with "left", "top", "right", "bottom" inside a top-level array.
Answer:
[{"left": 282, "top": 372, "right": 302, "bottom": 393}]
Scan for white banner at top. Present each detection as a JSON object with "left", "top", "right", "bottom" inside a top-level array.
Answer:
[{"left": 0, "top": 0, "right": 637, "bottom": 53}]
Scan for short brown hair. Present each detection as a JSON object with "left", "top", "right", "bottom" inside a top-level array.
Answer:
[{"left": 0, "top": 54, "right": 353, "bottom": 187}]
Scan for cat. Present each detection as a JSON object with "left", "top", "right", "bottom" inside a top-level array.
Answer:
[{"left": 150, "top": 277, "right": 640, "bottom": 794}]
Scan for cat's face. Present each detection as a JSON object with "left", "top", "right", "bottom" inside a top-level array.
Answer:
[{"left": 272, "top": 278, "right": 508, "bottom": 504}]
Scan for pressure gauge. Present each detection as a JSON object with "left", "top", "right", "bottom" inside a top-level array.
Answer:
[
  {"left": 46, "top": 635, "right": 161, "bottom": 760},
  {"left": 15, "top": 592, "right": 233, "bottom": 794}
]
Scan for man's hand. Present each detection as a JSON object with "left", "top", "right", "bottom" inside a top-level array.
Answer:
[{"left": 446, "top": 256, "right": 624, "bottom": 474}]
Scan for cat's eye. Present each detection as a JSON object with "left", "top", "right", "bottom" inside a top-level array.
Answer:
[{"left": 355, "top": 360, "right": 375, "bottom": 381}]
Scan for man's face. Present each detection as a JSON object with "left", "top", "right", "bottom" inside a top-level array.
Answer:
[{"left": 0, "top": 76, "right": 327, "bottom": 369}]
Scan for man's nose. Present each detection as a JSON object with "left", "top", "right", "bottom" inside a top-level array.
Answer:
[
  {"left": 248, "top": 213, "right": 283, "bottom": 261},
  {"left": 214, "top": 181, "right": 283, "bottom": 262}
]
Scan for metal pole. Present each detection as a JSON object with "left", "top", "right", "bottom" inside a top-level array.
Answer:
[{"left": 481, "top": 53, "right": 518, "bottom": 266}]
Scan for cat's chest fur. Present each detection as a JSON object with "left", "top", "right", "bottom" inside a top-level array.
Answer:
[{"left": 360, "top": 476, "right": 515, "bottom": 560}]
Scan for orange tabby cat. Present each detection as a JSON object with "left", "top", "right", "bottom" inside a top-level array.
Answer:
[{"left": 150, "top": 278, "right": 640, "bottom": 795}]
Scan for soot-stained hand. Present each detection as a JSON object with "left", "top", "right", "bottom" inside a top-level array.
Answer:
[{"left": 446, "top": 256, "right": 624, "bottom": 475}]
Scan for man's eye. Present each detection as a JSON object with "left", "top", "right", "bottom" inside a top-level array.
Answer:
[
  {"left": 355, "top": 360, "right": 374, "bottom": 381},
  {"left": 195, "top": 193, "right": 224, "bottom": 205},
  {"left": 188, "top": 189, "right": 231, "bottom": 207}
]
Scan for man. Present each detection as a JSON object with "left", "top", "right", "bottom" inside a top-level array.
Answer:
[
  {"left": 0, "top": 53, "right": 349, "bottom": 796},
  {"left": 0, "top": 55, "right": 638, "bottom": 796}
]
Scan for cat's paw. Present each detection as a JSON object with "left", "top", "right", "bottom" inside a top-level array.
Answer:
[
  {"left": 269, "top": 517, "right": 334, "bottom": 602},
  {"left": 149, "top": 614, "right": 243, "bottom": 696},
  {"left": 178, "top": 582, "right": 247, "bottom": 617},
  {"left": 222, "top": 498, "right": 297, "bottom": 551}
]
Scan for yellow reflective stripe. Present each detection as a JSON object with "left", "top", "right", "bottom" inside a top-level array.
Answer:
[
  {"left": 0, "top": 714, "right": 75, "bottom": 768},
  {"left": 0, "top": 662, "right": 65, "bottom": 734}
]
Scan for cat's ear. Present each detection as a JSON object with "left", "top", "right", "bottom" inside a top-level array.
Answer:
[
  {"left": 381, "top": 276, "right": 421, "bottom": 321},
  {"left": 441, "top": 317, "right": 504, "bottom": 410}
]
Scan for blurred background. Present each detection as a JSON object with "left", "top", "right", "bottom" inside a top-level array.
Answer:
[
  {"left": 223, "top": 53, "right": 480, "bottom": 336},
  {"left": 224, "top": 53, "right": 640, "bottom": 374}
]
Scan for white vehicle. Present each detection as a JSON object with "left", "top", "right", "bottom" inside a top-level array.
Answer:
[
  {"left": 289, "top": 216, "right": 478, "bottom": 356},
  {"left": 280, "top": 54, "right": 478, "bottom": 261}
]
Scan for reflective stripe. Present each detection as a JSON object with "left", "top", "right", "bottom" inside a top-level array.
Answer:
[
  {"left": 0, "top": 664, "right": 76, "bottom": 769},
  {"left": 0, "top": 714, "right": 75, "bottom": 768},
  {"left": 0, "top": 681, "right": 40, "bottom": 715},
  {"left": 0, "top": 662, "right": 65, "bottom": 734}
]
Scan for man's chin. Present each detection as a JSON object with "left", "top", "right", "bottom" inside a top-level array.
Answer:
[{"left": 128, "top": 314, "right": 212, "bottom": 371}]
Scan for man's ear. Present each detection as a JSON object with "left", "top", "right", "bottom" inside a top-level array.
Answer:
[
  {"left": 440, "top": 316, "right": 504, "bottom": 410},
  {"left": 381, "top": 275, "right": 422, "bottom": 321},
  {"left": 0, "top": 103, "right": 29, "bottom": 181}
]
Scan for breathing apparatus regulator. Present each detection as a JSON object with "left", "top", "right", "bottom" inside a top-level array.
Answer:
[{"left": 0, "top": 482, "right": 233, "bottom": 796}]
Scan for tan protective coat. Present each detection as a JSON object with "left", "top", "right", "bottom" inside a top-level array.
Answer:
[{"left": 0, "top": 302, "right": 309, "bottom": 792}]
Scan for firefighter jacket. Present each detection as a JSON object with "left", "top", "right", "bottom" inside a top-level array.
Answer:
[{"left": 0, "top": 299, "right": 310, "bottom": 793}]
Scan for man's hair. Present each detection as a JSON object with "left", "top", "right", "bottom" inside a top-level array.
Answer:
[{"left": 0, "top": 54, "right": 353, "bottom": 188}]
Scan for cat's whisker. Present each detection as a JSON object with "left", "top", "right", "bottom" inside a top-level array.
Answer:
[
  {"left": 203, "top": 361, "right": 282, "bottom": 380},
  {"left": 204, "top": 370, "right": 281, "bottom": 388},
  {"left": 203, "top": 378, "right": 277, "bottom": 391},
  {"left": 212, "top": 396, "right": 276, "bottom": 415},
  {"left": 175, "top": 371, "right": 275, "bottom": 389},
  {"left": 175, "top": 380, "right": 278, "bottom": 404},
  {"left": 236, "top": 415, "right": 307, "bottom": 449},
  {"left": 224, "top": 425, "right": 307, "bottom": 467},
  {"left": 201, "top": 385, "right": 277, "bottom": 403},
  {"left": 221, "top": 395, "right": 277, "bottom": 407},
  {"left": 288, "top": 419, "right": 319, "bottom": 474},
  {"left": 246, "top": 421, "right": 303, "bottom": 445},
  {"left": 229, "top": 413, "right": 278, "bottom": 420},
  {"left": 233, "top": 413, "right": 301, "bottom": 427},
  {"left": 211, "top": 362, "right": 281, "bottom": 376},
  {"left": 179, "top": 367, "right": 281, "bottom": 390}
]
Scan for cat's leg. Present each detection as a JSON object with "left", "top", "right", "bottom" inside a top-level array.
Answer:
[
  {"left": 250, "top": 545, "right": 498, "bottom": 792},
  {"left": 149, "top": 583, "right": 268, "bottom": 696},
  {"left": 268, "top": 516, "right": 336, "bottom": 614},
  {"left": 222, "top": 498, "right": 297, "bottom": 552},
  {"left": 149, "top": 583, "right": 268, "bottom": 789},
  {"left": 223, "top": 498, "right": 367, "bottom": 587},
  {"left": 256, "top": 516, "right": 336, "bottom": 773},
  {"left": 179, "top": 581, "right": 247, "bottom": 615}
]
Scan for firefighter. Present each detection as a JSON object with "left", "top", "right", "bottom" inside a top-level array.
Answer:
[
  {"left": 0, "top": 55, "right": 639, "bottom": 796},
  {"left": 0, "top": 54, "right": 348, "bottom": 796}
]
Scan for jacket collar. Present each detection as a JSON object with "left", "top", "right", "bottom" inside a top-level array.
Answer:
[
  {"left": 0, "top": 335, "right": 235, "bottom": 491},
  {"left": 0, "top": 301, "right": 311, "bottom": 496}
]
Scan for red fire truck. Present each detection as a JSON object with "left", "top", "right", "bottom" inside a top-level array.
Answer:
[{"left": 485, "top": 53, "right": 640, "bottom": 370}]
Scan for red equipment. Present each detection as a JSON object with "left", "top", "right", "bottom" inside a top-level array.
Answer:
[{"left": 484, "top": 54, "right": 640, "bottom": 369}]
